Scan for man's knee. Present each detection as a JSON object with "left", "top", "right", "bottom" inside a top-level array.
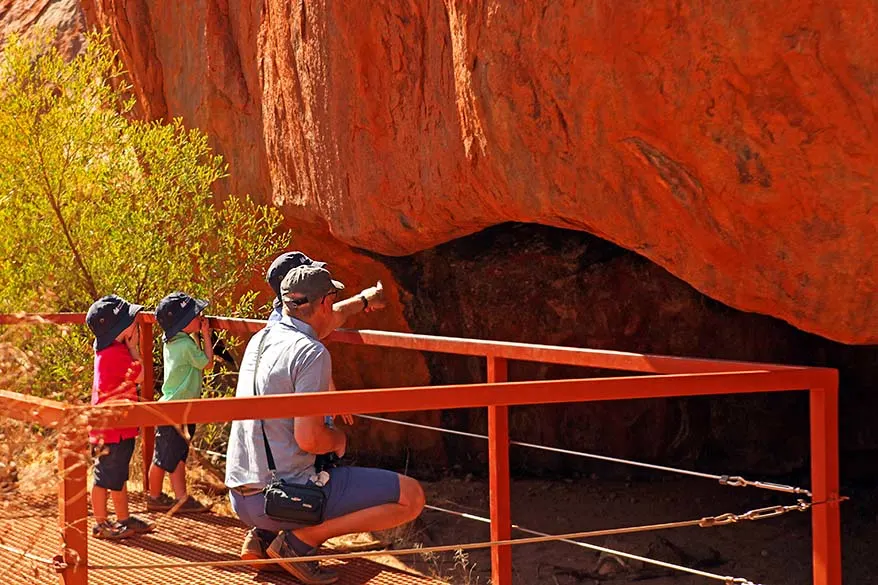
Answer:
[{"left": 398, "top": 475, "right": 425, "bottom": 516}]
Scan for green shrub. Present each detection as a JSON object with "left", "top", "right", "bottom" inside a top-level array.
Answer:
[{"left": 0, "top": 32, "right": 288, "bottom": 399}]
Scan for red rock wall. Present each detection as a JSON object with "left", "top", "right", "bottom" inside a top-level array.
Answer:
[
  {"left": 80, "top": 0, "right": 876, "bottom": 344},
  {"left": 78, "top": 0, "right": 433, "bottom": 398},
  {"left": 0, "top": 0, "right": 84, "bottom": 54}
]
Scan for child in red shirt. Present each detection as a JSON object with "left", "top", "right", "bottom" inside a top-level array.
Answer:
[{"left": 86, "top": 295, "right": 155, "bottom": 539}]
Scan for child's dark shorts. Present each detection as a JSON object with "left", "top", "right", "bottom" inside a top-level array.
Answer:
[
  {"left": 92, "top": 437, "right": 136, "bottom": 491},
  {"left": 152, "top": 424, "right": 196, "bottom": 472}
]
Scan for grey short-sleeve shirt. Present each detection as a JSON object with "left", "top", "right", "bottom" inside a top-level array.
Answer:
[{"left": 225, "top": 316, "right": 331, "bottom": 489}]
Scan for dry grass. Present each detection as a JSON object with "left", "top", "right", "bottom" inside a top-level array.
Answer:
[
  {"left": 0, "top": 322, "right": 38, "bottom": 392},
  {"left": 0, "top": 419, "right": 58, "bottom": 500},
  {"left": 366, "top": 512, "right": 485, "bottom": 584}
]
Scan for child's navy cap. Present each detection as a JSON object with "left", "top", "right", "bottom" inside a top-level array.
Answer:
[
  {"left": 266, "top": 251, "right": 326, "bottom": 301},
  {"left": 155, "top": 292, "right": 209, "bottom": 342},
  {"left": 86, "top": 295, "right": 144, "bottom": 351}
]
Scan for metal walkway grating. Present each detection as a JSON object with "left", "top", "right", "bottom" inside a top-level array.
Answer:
[{"left": 0, "top": 494, "right": 444, "bottom": 585}]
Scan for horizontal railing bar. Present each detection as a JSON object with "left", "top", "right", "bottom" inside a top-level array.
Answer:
[
  {"left": 0, "top": 313, "right": 87, "bottom": 325},
  {"left": 0, "top": 389, "right": 67, "bottom": 426},
  {"left": 141, "top": 313, "right": 268, "bottom": 335},
  {"left": 0, "top": 312, "right": 266, "bottom": 333},
  {"left": 79, "top": 369, "right": 833, "bottom": 429},
  {"left": 0, "top": 312, "right": 817, "bottom": 374},
  {"left": 328, "top": 329, "right": 802, "bottom": 374}
]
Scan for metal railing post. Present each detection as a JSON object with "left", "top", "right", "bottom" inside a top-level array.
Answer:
[
  {"left": 810, "top": 383, "right": 842, "bottom": 585},
  {"left": 139, "top": 317, "right": 155, "bottom": 493},
  {"left": 487, "top": 356, "right": 512, "bottom": 585},
  {"left": 57, "top": 423, "right": 88, "bottom": 585}
]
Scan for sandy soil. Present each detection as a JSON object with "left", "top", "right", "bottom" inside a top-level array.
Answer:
[
  {"left": 393, "top": 476, "right": 876, "bottom": 585},
  {"left": 5, "top": 432, "right": 875, "bottom": 585}
]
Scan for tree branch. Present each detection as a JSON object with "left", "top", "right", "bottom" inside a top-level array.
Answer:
[
  {"left": 135, "top": 261, "right": 150, "bottom": 301},
  {"left": 37, "top": 148, "right": 98, "bottom": 300}
]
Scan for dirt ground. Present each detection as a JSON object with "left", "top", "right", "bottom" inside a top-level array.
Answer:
[
  {"left": 4, "top": 433, "right": 875, "bottom": 585},
  {"left": 391, "top": 476, "right": 876, "bottom": 585},
  {"left": 193, "top": 450, "right": 874, "bottom": 585}
]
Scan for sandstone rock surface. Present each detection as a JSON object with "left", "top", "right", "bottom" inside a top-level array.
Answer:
[
  {"left": 0, "top": 0, "right": 84, "bottom": 54},
  {"left": 80, "top": 0, "right": 875, "bottom": 344}
]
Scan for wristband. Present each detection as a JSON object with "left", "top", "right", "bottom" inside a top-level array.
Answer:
[{"left": 359, "top": 294, "right": 368, "bottom": 310}]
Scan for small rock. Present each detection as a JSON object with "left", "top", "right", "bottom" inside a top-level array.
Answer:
[{"left": 596, "top": 555, "right": 627, "bottom": 577}]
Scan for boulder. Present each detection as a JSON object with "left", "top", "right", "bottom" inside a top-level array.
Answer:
[
  {"left": 0, "top": 0, "right": 84, "bottom": 55},
  {"left": 77, "top": 0, "right": 876, "bottom": 344}
]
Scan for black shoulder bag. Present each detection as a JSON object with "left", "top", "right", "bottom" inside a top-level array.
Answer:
[{"left": 252, "top": 329, "right": 327, "bottom": 525}]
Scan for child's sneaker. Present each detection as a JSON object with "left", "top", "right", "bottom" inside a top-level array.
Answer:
[
  {"left": 92, "top": 520, "right": 135, "bottom": 540},
  {"left": 174, "top": 495, "right": 211, "bottom": 514},
  {"left": 119, "top": 515, "right": 156, "bottom": 534},
  {"left": 146, "top": 493, "right": 177, "bottom": 512}
]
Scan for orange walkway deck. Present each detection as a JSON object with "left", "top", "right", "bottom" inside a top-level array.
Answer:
[{"left": 0, "top": 494, "right": 443, "bottom": 585}]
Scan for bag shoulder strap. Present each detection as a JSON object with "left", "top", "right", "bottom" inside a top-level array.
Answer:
[{"left": 251, "top": 329, "right": 278, "bottom": 474}]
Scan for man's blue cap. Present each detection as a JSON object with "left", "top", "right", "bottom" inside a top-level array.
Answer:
[
  {"left": 155, "top": 292, "right": 209, "bottom": 342},
  {"left": 266, "top": 251, "right": 326, "bottom": 301},
  {"left": 86, "top": 295, "right": 144, "bottom": 351}
]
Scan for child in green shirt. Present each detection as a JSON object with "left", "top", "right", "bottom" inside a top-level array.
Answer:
[{"left": 147, "top": 292, "right": 214, "bottom": 513}]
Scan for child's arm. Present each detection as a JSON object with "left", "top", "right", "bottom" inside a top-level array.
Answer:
[
  {"left": 200, "top": 318, "right": 215, "bottom": 369},
  {"left": 114, "top": 359, "right": 143, "bottom": 400},
  {"left": 124, "top": 323, "right": 142, "bottom": 362},
  {"left": 123, "top": 325, "right": 145, "bottom": 384},
  {"left": 132, "top": 361, "right": 144, "bottom": 385}
]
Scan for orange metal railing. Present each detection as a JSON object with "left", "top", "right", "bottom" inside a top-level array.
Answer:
[{"left": 0, "top": 312, "right": 841, "bottom": 585}]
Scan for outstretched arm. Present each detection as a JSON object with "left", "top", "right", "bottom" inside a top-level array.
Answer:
[{"left": 328, "top": 281, "right": 386, "bottom": 331}]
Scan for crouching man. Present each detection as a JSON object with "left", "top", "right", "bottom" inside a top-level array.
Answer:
[{"left": 225, "top": 264, "right": 424, "bottom": 584}]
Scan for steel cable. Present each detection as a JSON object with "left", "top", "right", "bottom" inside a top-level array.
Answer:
[
  {"left": 355, "top": 414, "right": 811, "bottom": 496},
  {"left": 86, "top": 524, "right": 763, "bottom": 584}
]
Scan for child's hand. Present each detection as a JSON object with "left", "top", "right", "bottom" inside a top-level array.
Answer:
[
  {"left": 123, "top": 323, "right": 137, "bottom": 345},
  {"left": 336, "top": 414, "right": 355, "bottom": 426},
  {"left": 200, "top": 317, "right": 210, "bottom": 339},
  {"left": 124, "top": 324, "right": 141, "bottom": 360}
]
